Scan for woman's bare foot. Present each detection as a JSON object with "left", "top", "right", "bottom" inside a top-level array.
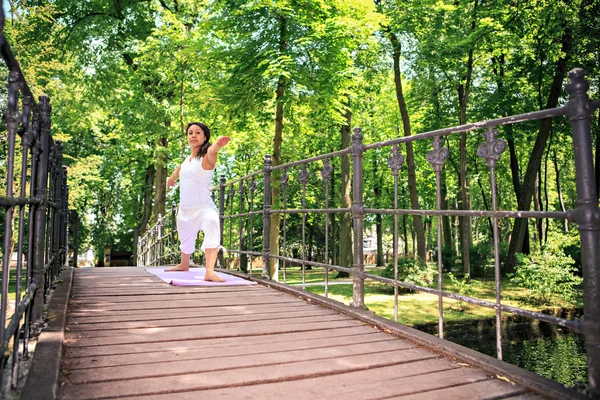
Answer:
[
  {"left": 204, "top": 272, "right": 226, "bottom": 282},
  {"left": 164, "top": 264, "right": 189, "bottom": 272}
]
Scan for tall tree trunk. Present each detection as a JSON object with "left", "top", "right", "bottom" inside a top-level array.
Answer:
[
  {"left": 373, "top": 162, "right": 384, "bottom": 266},
  {"left": 543, "top": 136, "right": 551, "bottom": 244},
  {"left": 389, "top": 31, "right": 426, "bottom": 260},
  {"left": 402, "top": 214, "right": 408, "bottom": 257},
  {"left": 180, "top": 69, "right": 186, "bottom": 158},
  {"left": 376, "top": 213, "right": 384, "bottom": 266},
  {"left": 507, "top": 27, "right": 573, "bottom": 269},
  {"left": 457, "top": 57, "right": 473, "bottom": 278},
  {"left": 268, "top": 14, "right": 287, "bottom": 280},
  {"left": 552, "top": 149, "right": 569, "bottom": 232},
  {"left": 338, "top": 106, "right": 353, "bottom": 278},
  {"left": 153, "top": 135, "right": 168, "bottom": 224},
  {"left": 331, "top": 168, "right": 337, "bottom": 265},
  {"left": 134, "top": 164, "right": 155, "bottom": 264},
  {"left": 430, "top": 66, "right": 452, "bottom": 251},
  {"left": 533, "top": 171, "right": 541, "bottom": 246},
  {"left": 493, "top": 53, "right": 530, "bottom": 257}
]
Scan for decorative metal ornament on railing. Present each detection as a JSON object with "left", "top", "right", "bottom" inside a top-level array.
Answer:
[
  {"left": 387, "top": 144, "right": 405, "bottom": 175},
  {"left": 426, "top": 136, "right": 449, "bottom": 172},
  {"left": 298, "top": 164, "right": 310, "bottom": 186},
  {"left": 477, "top": 128, "right": 506, "bottom": 168},
  {"left": 281, "top": 167, "right": 289, "bottom": 188},
  {"left": 321, "top": 158, "right": 333, "bottom": 182}
]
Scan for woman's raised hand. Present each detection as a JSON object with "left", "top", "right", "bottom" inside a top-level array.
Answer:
[{"left": 215, "top": 136, "right": 231, "bottom": 147}]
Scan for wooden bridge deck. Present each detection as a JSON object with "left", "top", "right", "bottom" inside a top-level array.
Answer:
[{"left": 36, "top": 267, "right": 575, "bottom": 399}]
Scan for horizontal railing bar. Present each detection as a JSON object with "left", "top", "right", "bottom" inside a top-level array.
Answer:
[
  {"left": 226, "top": 250, "right": 262, "bottom": 257},
  {"left": 224, "top": 210, "right": 263, "bottom": 219},
  {"left": 221, "top": 170, "right": 263, "bottom": 187},
  {"left": 268, "top": 254, "right": 353, "bottom": 275},
  {"left": 364, "top": 208, "right": 568, "bottom": 219},
  {"left": 0, "top": 197, "right": 41, "bottom": 207},
  {"left": 271, "top": 148, "right": 352, "bottom": 172},
  {"left": 271, "top": 208, "right": 351, "bottom": 215},
  {"left": 364, "top": 106, "right": 568, "bottom": 151},
  {"left": 362, "top": 272, "right": 583, "bottom": 333}
]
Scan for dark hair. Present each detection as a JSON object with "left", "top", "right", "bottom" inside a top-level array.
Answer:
[{"left": 186, "top": 122, "right": 211, "bottom": 159}]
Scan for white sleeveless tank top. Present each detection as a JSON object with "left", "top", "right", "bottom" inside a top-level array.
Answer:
[{"left": 179, "top": 157, "right": 216, "bottom": 210}]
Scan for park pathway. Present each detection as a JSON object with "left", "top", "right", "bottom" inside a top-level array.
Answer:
[{"left": 55, "top": 267, "right": 556, "bottom": 399}]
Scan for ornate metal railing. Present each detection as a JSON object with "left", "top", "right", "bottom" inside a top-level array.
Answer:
[
  {"left": 137, "top": 204, "right": 179, "bottom": 267},
  {"left": 139, "top": 69, "right": 599, "bottom": 396},
  {"left": 0, "top": 6, "right": 68, "bottom": 393}
]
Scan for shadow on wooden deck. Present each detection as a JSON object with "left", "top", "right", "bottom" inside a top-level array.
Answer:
[{"left": 22, "top": 267, "right": 585, "bottom": 400}]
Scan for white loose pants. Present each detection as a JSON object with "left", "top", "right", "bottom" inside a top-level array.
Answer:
[{"left": 177, "top": 207, "right": 220, "bottom": 254}]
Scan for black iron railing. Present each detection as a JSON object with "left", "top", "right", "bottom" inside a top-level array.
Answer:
[
  {"left": 139, "top": 70, "right": 599, "bottom": 396},
  {"left": 0, "top": 5, "right": 68, "bottom": 393}
]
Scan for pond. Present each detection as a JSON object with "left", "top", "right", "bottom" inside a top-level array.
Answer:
[{"left": 413, "top": 309, "right": 588, "bottom": 387}]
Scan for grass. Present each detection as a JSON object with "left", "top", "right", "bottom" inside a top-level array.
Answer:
[{"left": 249, "top": 265, "right": 579, "bottom": 327}]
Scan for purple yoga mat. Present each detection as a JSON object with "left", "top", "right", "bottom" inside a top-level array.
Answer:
[{"left": 145, "top": 267, "right": 257, "bottom": 286}]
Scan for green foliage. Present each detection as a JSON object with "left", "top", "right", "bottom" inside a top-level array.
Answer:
[
  {"left": 381, "top": 257, "right": 435, "bottom": 293},
  {"left": 510, "top": 252, "right": 582, "bottom": 306}
]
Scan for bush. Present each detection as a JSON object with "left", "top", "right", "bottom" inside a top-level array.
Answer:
[
  {"left": 382, "top": 257, "right": 435, "bottom": 293},
  {"left": 544, "top": 230, "right": 582, "bottom": 276},
  {"left": 509, "top": 251, "right": 582, "bottom": 306}
]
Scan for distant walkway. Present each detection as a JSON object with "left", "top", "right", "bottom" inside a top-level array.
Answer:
[{"left": 24, "top": 267, "right": 584, "bottom": 399}]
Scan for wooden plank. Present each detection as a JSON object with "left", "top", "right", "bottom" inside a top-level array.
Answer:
[
  {"left": 64, "top": 339, "right": 419, "bottom": 384},
  {"left": 59, "top": 348, "right": 439, "bottom": 399},
  {"left": 66, "top": 302, "right": 317, "bottom": 324},
  {"left": 63, "top": 332, "right": 397, "bottom": 369},
  {"left": 64, "top": 319, "right": 366, "bottom": 347},
  {"left": 392, "top": 378, "right": 526, "bottom": 399},
  {"left": 69, "top": 289, "right": 268, "bottom": 303},
  {"left": 65, "top": 314, "right": 351, "bottom": 339},
  {"left": 67, "top": 308, "right": 338, "bottom": 331},
  {"left": 63, "top": 326, "right": 381, "bottom": 358},
  {"left": 66, "top": 301, "right": 310, "bottom": 319},
  {"left": 66, "top": 295, "right": 301, "bottom": 312}
]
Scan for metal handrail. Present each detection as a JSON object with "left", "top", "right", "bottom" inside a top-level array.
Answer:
[{"left": 0, "top": 4, "right": 68, "bottom": 394}]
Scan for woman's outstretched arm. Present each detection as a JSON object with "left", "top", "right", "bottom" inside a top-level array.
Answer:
[{"left": 203, "top": 136, "right": 230, "bottom": 170}]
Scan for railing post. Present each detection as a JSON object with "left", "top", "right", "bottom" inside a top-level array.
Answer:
[
  {"left": 218, "top": 175, "right": 226, "bottom": 268},
  {"left": 1, "top": 70, "right": 22, "bottom": 350},
  {"left": 31, "top": 94, "right": 51, "bottom": 330},
  {"left": 565, "top": 68, "right": 600, "bottom": 398},
  {"left": 239, "top": 179, "right": 245, "bottom": 273},
  {"left": 62, "top": 167, "right": 68, "bottom": 267},
  {"left": 70, "top": 210, "right": 79, "bottom": 268},
  {"left": 170, "top": 202, "right": 177, "bottom": 265},
  {"left": 52, "top": 141, "right": 63, "bottom": 278},
  {"left": 350, "top": 127, "right": 365, "bottom": 309},
  {"left": 262, "top": 155, "right": 272, "bottom": 279}
]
